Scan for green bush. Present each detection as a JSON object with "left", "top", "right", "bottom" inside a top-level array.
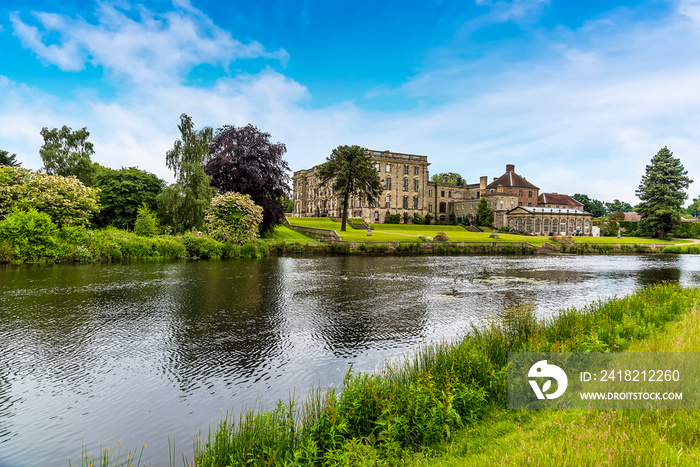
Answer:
[
  {"left": 0, "top": 209, "right": 58, "bottom": 261},
  {"left": 424, "top": 214, "right": 433, "bottom": 225},
  {"left": 134, "top": 204, "right": 159, "bottom": 237},
  {"left": 412, "top": 213, "right": 425, "bottom": 225},
  {"left": 205, "top": 192, "right": 263, "bottom": 244},
  {"left": 384, "top": 214, "right": 401, "bottom": 224}
]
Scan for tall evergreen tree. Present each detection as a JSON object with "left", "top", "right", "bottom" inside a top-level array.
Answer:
[
  {"left": 317, "top": 145, "right": 382, "bottom": 231},
  {"left": 635, "top": 146, "right": 692, "bottom": 238},
  {"left": 476, "top": 197, "right": 494, "bottom": 226},
  {"left": 158, "top": 114, "right": 215, "bottom": 232}
]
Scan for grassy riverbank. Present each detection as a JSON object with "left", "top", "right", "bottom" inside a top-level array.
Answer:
[
  {"left": 0, "top": 225, "right": 317, "bottom": 264},
  {"left": 179, "top": 283, "right": 699, "bottom": 466},
  {"left": 410, "top": 300, "right": 700, "bottom": 466}
]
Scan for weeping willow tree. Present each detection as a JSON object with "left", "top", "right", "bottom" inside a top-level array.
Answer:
[{"left": 158, "top": 114, "right": 216, "bottom": 232}]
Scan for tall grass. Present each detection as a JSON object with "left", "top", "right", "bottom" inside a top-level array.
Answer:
[{"left": 190, "top": 283, "right": 700, "bottom": 466}]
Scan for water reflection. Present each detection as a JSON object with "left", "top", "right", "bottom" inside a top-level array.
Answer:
[{"left": 0, "top": 254, "right": 698, "bottom": 466}]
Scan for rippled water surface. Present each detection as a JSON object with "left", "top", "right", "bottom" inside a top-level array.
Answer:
[{"left": 1, "top": 254, "right": 699, "bottom": 466}]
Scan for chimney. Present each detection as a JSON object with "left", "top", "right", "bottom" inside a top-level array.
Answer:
[
  {"left": 493, "top": 177, "right": 497, "bottom": 182},
  {"left": 506, "top": 164, "right": 515, "bottom": 173},
  {"left": 479, "top": 176, "right": 487, "bottom": 191}
]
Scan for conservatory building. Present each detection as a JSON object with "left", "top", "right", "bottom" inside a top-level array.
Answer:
[{"left": 506, "top": 206, "right": 594, "bottom": 236}]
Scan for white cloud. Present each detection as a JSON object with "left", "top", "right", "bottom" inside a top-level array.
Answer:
[
  {"left": 10, "top": 2, "right": 288, "bottom": 84},
  {"left": 3, "top": 0, "right": 700, "bottom": 207}
]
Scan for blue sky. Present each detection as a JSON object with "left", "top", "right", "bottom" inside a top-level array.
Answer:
[{"left": 1, "top": 0, "right": 699, "bottom": 204}]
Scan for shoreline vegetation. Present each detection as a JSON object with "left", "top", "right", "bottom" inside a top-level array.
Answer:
[
  {"left": 73, "top": 283, "right": 700, "bottom": 466},
  {"left": 1, "top": 218, "right": 696, "bottom": 265}
]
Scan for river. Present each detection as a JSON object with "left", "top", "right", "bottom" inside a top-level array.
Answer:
[{"left": 1, "top": 254, "right": 699, "bottom": 466}]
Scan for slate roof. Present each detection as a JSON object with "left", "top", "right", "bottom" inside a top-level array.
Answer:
[
  {"left": 538, "top": 193, "right": 584, "bottom": 207},
  {"left": 507, "top": 206, "right": 593, "bottom": 216},
  {"left": 486, "top": 169, "right": 539, "bottom": 190}
]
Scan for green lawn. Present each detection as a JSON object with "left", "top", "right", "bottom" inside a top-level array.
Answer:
[
  {"left": 286, "top": 217, "right": 686, "bottom": 247},
  {"left": 261, "top": 224, "right": 316, "bottom": 241}
]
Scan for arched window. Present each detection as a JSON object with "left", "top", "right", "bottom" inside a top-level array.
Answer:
[
  {"left": 576, "top": 219, "right": 582, "bottom": 234},
  {"left": 517, "top": 219, "right": 523, "bottom": 231},
  {"left": 509, "top": 219, "right": 515, "bottom": 229},
  {"left": 584, "top": 220, "right": 590, "bottom": 235},
  {"left": 561, "top": 220, "right": 567, "bottom": 235},
  {"left": 500, "top": 200, "right": 504, "bottom": 210},
  {"left": 552, "top": 219, "right": 558, "bottom": 235},
  {"left": 569, "top": 220, "right": 574, "bottom": 234},
  {"left": 535, "top": 219, "right": 541, "bottom": 234},
  {"left": 543, "top": 219, "right": 550, "bottom": 235},
  {"left": 525, "top": 219, "right": 532, "bottom": 232}
]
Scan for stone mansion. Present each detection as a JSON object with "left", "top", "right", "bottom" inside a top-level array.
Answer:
[{"left": 292, "top": 149, "right": 594, "bottom": 236}]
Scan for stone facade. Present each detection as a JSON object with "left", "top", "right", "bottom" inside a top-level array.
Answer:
[
  {"left": 292, "top": 156, "right": 594, "bottom": 235},
  {"left": 292, "top": 150, "right": 431, "bottom": 222}
]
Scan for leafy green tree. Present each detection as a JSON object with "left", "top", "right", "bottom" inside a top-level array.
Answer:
[
  {"left": 688, "top": 196, "right": 700, "bottom": 218},
  {"left": 604, "top": 199, "right": 633, "bottom": 215},
  {"left": 317, "top": 145, "right": 382, "bottom": 231},
  {"left": 476, "top": 197, "right": 494, "bottom": 226},
  {"left": 431, "top": 172, "right": 465, "bottom": 185},
  {"left": 572, "top": 193, "right": 606, "bottom": 218},
  {"left": 93, "top": 167, "right": 166, "bottom": 229},
  {"left": 204, "top": 192, "right": 263, "bottom": 244},
  {"left": 205, "top": 124, "right": 290, "bottom": 234},
  {"left": 279, "top": 194, "right": 293, "bottom": 213},
  {"left": 636, "top": 146, "right": 693, "bottom": 238},
  {"left": 159, "top": 114, "right": 216, "bottom": 233},
  {"left": 0, "top": 150, "right": 21, "bottom": 167},
  {"left": 40, "top": 126, "right": 96, "bottom": 185}
]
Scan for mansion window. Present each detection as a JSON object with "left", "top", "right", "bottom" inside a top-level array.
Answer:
[
  {"left": 543, "top": 219, "right": 550, "bottom": 235},
  {"left": 518, "top": 190, "right": 523, "bottom": 197},
  {"left": 375, "top": 163, "right": 380, "bottom": 171},
  {"left": 385, "top": 195, "right": 391, "bottom": 208},
  {"left": 386, "top": 163, "right": 391, "bottom": 172},
  {"left": 414, "top": 166, "right": 419, "bottom": 175},
  {"left": 414, "top": 179, "right": 419, "bottom": 191},
  {"left": 511, "top": 200, "right": 515, "bottom": 209},
  {"left": 441, "top": 190, "right": 445, "bottom": 197},
  {"left": 413, "top": 197, "right": 418, "bottom": 209},
  {"left": 403, "top": 178, "right": 408, "bottom": 191},
  {"left": 561, "top": 220, "right": 566, "bottom": 234},
  {"left": 528, "top": 191, "right": 533, "bottom": 198},
  {"left": 386, "top": 177, "right": 391, "bottom": 190},
  {"left": 429, "top": 189, "right": 433, "bottom": 197},
  {"left": 500, "top": 200, "right": 504, "bottom": 210},
  {"left": 429, "top": 203, "right": 433, "bottom": 213},
  {"left": 552, "top": 219, "right": 558, "bottom": 234},
  {"left": 535, "top": 219, "right": 541, "bottom": 234},
  {"left": 448, "top": 191, "right": 452, "bottom": 198},
  {"left": 403, "top": 196, "right": 408, "bottom": 209},
  {"left": 439, "top": 202, "right": 446, "bottom": 213},
  {"left": 404, "top": 165, "right": 409, "bottom": 174}
]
